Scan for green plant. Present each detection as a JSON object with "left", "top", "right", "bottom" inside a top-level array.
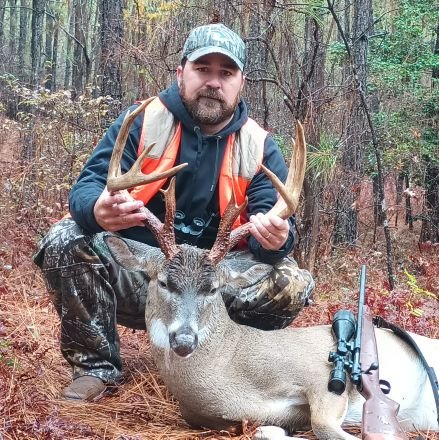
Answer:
[
  {"left": 403, "top": 269, "right": 437, "bottom": 317},
  {"left": 0, "top": 340, "right": 16, "bottom": 368},
  {"left": 306, "top": 132, "right": 338, "bottom": 184}
]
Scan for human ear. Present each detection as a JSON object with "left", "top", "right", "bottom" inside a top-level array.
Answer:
[
  {"left": 177, "top": 65, "right": 183, "bottom": 88},
  {"left": 240, "top": 75, "right": 246, "bottom": 93}
]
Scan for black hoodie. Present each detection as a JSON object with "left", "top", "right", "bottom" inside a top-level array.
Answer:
[{"left": 69, "top": 82, "right": 294, "bottom": 264}]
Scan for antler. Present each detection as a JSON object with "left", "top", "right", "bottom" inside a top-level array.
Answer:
[
  {"left": 107, "top": 98, "right": 187, "bottom": 259},
  {"left": 208, "top": 121, "right": 307, "bottom": 265}
]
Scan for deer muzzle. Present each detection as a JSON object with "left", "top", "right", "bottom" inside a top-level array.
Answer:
[{"left": 169, "top": 327, "right": 199, "bottom": 358}]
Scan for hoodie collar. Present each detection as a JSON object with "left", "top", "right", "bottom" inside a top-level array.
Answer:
[{"left": 159, "top": 81, "right": 248, "bottom": 138}]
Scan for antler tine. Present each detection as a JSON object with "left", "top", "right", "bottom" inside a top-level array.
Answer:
[
  {"left": 108, "top": 140, "right": 187, "bottom": 192},
  {"left": 157, "top": 177, "right": 179, "bottom": 259},
  {"left": 107, "top": 98, "right": 154, "bottom": 190},
  {"left": 208, "top": 121, "right": 307, "bottom": 266},
  {"left": 207, "top": 193, "right": 248, "bottom": 265},
  {"left": 267, "top": 120, "right": 306, "bottom": 219},
  {"left": 107, "top": 97, "right": 187, "bottom": 193},
  {"left": 105, "top": 97, "right": 187, "bottom": 260},
  {"left": 136, "top": 177, "right": 179, "bottom": 260}
]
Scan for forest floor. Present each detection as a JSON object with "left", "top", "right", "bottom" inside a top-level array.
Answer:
[{"left": 0, "top": 118, "right": 438, "bottom": 439}]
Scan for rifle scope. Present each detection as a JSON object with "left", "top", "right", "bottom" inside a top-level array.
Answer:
[{"left": 328, "top": 309, "right": 356, "bottom": 394}]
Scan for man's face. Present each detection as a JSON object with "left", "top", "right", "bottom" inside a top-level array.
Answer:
[{"left": 177, "top": 53, "right": 245, "bottom": 128}]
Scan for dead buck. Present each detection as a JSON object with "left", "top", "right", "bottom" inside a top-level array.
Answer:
[{"left": 105, "top": 100, "right": 439, "bottom": 440}]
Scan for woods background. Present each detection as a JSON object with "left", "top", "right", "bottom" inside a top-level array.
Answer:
[
  {"left": 0, "top": 0, "right": 438, "bottom": 268},
  {"left": 1, "top": 0, "right": 438, "bottom": 282},
  {"left": 0, "top": 1, "right": 438, "bottom": 439}
]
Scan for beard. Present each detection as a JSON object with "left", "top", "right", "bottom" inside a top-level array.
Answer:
[{"left": 179, "top": 80, "right": 240, "bottom": 126}]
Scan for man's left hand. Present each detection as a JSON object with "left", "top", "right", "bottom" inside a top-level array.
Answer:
[{"left": 249, "top": 213, "right": 289, "bottom": 250}]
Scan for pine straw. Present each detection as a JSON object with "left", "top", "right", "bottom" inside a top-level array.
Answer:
[{"left": 0, "top": 234, "right": 438, "bottom": 439}]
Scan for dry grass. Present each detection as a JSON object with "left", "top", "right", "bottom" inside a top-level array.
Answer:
[{"left": 0, "top": 225, "right": 438, "bottom": 440}]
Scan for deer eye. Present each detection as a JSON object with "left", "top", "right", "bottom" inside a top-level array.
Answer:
[
  {"left": 158, "top": 278, "right": 167, "bottom": 289},
  {"left": 206, "top": 283, "right": 219, "bottom": 296}
]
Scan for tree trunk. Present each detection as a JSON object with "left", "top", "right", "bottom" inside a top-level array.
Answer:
[
  {"left": 9, "top": 0, "right": 18, "bottom": 69},
  {"left": 432, "top": 23, "right": 439, "bottom": 89},
  {"left": 90, "top": 0, "right": 100, "bottom": 96},
  {"left": 72, "top": 0, "right": 84, "bottom": 95},
  {"left": 44, "top": 6, "right": 54, "bottom": 90},
  {"left": 30, "top": 0, "right": 44, "bottom": 87},
  {"left": 0, "top": 0, "right": 6, "bottom": 53},
  {"left": 373, "top": 174, "right": 385, "bottom": 229},
  {"left": 64, "top": 0, "right": 74, "bottom": 90},
  {"left": 51, "top": 14, "right": 59, "bottom": 90},
  {"left": 245, "top": 2, "right": 275, "bottom": 130},
  {"left": 420, "top": 161, "right": 439, "bottom": 243},
  {"left": 99, "top": 0, "right": 123, "bottom": 122},
  {"left": 419, "top": 22, "right": 439, "bottom": 241},
  {"left": 18, "top": 0, "right": 29, "bottom": 82},
  {"left": 404, "top": 174, "right": 413, "bottom": 230},
  {"left": 334, "top": 0, "right": 373, "bottom": 245},
  {"left": 294, "top": 15, "right": 326, "bottom": 273},
  {"left": 395, "top": 172, "right": 405, "bottom": 228}
]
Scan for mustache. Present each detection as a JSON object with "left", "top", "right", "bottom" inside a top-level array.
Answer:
[{"left": 198, "top": 88, "right": 225, "bottom": 102}]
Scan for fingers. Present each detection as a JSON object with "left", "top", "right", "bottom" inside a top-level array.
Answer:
[
  {"left": 94, "top": 188, "right": 148, "bottom": 232},
  {"left": 249, "top": 213, "right": 289, "bottom": 250}
]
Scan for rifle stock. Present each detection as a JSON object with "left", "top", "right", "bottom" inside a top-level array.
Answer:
[{"left": 360, "top": 303, "right": 408, "bottom": 440}]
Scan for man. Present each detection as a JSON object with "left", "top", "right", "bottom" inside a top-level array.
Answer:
[{"left": 33, "top": 23, "right": 314, "bottom": 401}]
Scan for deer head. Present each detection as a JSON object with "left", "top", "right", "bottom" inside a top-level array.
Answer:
[{"left": 105, "top": 99, "right": 307, "bottom": 357}]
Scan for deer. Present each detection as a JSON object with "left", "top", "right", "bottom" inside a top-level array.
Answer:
[{"left": 104, "top": 99, "right": 439, "bottom": 440}]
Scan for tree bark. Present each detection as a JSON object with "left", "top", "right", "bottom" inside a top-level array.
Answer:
[
  {"left": 9, "top": 0, "right": 17, "bottom": 68},
  {"left": 72, "top": 0, "right": 84, "bottom": 95},
  {"left": 245, "top": 2, "right": 275, "bottom": 130},
  {"left": 30, "top": 0, "right": 44, "bottom": 87},
  {"left": 44, "top": 5, "right": 54, "bottom": 90},
  {"left": 294, "top": 15, "right": 326, "bottom": 273},
  {"left": 395, "top": 172, "right": 404, "bottom": 228},
  {"left": 333, "top": 0, "right": 372, "bottom": 245},
  {"left": 51, "top": 13, "right": 59, "bottom": 90},
  {"left": 404, "top": 174, "right": 413, "bottom": 231},
  {"left": 0, "top": 0, "right": 6, "bottom": 53},
  {"left": 64, "top": 0, "right": 74, "bottom": 90},
  {"left": 420, "top": 162, "right": 439, "bottom": 243},
  {"left": 18, "top": 0, "right": 29, "bottom": 82},
  {"left": 99, "top": 0, "right": 123, "bottom": 122},
  {"left": 432, "top": 23, "right": 439, "bottom": 89},
  {"left": 419, "top": 22, "right": 439, "bottom": 241}
]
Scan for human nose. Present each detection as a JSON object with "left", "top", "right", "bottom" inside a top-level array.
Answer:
[{"left": 205, "top": 74, "right": 221, "bottom": 89}]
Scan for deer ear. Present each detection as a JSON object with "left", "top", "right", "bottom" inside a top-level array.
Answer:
[{"left": 104, "top": 235, "right": 152, "bottom": 271}]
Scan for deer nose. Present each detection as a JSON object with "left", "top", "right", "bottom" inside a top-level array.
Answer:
[{"left": 169, "top": 327, "right": 198, "bottom": 357}]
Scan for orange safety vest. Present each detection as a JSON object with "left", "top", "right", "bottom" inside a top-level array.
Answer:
[{"left": 129, "top": 97, "right": 268, "bottom": 229}]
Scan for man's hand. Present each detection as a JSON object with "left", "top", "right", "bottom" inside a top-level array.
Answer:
[
  {"left": 249, "top": 213, "right": 289, "bottom": 250},
  {"left": 93, "top": 188, "right": 147, "bottom": 232}
]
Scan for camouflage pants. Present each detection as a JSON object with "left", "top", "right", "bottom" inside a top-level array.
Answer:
[{"left": 33, "top": 219, "right": 314, "bottom": 383}]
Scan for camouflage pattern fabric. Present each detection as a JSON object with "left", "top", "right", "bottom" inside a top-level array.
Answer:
[
  {"left": 34, "top": 219, "right": 314, "bottom": 383},
  {"left": 220, "top": 251, "right": 314, "bottom": 330},
  {"left": 182, "top": 23, "right": 246, "bottom": 71}
]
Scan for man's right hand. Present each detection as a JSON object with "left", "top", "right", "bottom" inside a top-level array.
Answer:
[{"left": 93, "top": 188, "right": 147, "bottom": 232}]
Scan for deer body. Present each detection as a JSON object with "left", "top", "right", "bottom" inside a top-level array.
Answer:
[
  {"left": 107, "top": 240, "right": 439, "bottom": 440},
  {"left": 105, "top": 108, "right": 437, "bottom": 439}
]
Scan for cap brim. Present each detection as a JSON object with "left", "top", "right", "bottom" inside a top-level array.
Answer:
[{"left": 186, "top": 46, "right": 244, "bottom": 71}]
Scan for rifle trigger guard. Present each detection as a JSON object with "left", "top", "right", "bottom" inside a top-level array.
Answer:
[
  {"left": 379, "top": 379, "right": 391, "bottom": 395},
  {"left": 363, "top": 361, "right": 379, "bottom": 375}
]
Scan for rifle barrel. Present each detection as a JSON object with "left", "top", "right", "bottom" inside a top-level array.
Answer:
[{"left": 352, "top": 265, "right": 367, "bottom": 384}]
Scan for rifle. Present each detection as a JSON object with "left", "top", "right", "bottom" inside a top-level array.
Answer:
[{"left": 328, "top": 265, "right": 409, "bottom": 440}]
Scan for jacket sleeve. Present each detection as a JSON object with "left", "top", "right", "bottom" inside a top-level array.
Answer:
[
  {"left": 69, "top": 105, "right": 144, "bottom": 233},
  {"left": 246, "top": 135, "right": 296, "bottom": 265}
]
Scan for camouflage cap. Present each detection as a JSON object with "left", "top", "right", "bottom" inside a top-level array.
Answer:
[{"left": 182, "top": 23, "right": 246, "bottom": 71}]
